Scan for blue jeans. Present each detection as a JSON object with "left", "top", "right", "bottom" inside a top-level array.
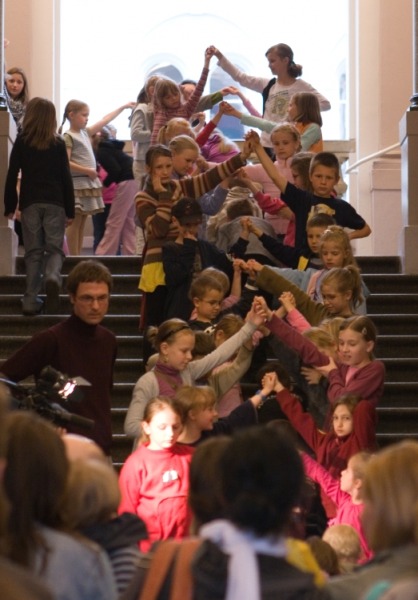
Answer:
[{"left": 21, "top": 203, "right": 66, "bottom": 311}]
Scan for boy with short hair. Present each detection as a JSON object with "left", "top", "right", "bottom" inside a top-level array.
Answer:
[{"left": 247, "top": 131, "right": 371, "bottom": 256}]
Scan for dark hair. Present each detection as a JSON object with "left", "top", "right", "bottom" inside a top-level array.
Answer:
[
  {"left": 306, "top": 213, "right": 336, "bottom": 231},
  {"left": 188, "top": 437, "right": 231, "bottom": 531},
  {"left": 265, "top": 43, "right": 303, "bottom": 78},
  {"left": 191, "top": 331, "right": 216, "bottom": 358},
  {"left": 21, "top": 97, "right": 58, "bottom": 150},
  {"left": 6, "top": 67, "right": 29, "bottom": 103},
  {"left": 221, "top": 426, "right": 304, "bottom": 535},
  {"left": 309, "top": 151, "right": 340, "bottom": 179},
  {"left": 226, "top": 198, "right": 254, "bottom": 220},
  {"left": 331, "top": 394, "right": 361, "bottom": 417},
  {"left": 66, "top": 259, "right": 113, "bottom": 296},
  {"left": 291, "top": 92, "right": 322, "bottom": 126},
  {"left": 256, "top": 360, "right": 293, "bottom": 391},
  {"left": 145, "top": 144, "right": 172, "bottom": 169},
  {"left": 4, "top": 412, "right": 69, "bottom": 566}
]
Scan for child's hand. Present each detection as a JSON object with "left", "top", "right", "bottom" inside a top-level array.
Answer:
[
  {"left": 261, "top": 371, "right": 285, "bottom": 394},
  {"left": 151, "top": 174, "right": 167, "bottom": 193},
  {"left": 240, "top": 216, "right": 251, "bottom": 237},
  {"left": 247, "top": 220, "right": 263, "bottom": 238},
  {"left": 194, "top": 155, "right": 209, "bottom": 173},
  {"left": 123, "top": 101, "right": 136, "bottom": 110},
  {"left": 279, "top": 291, "right": 296, "bottom": 313},
  {"left": 253, "top": 295, "right": 272, "bottom": 321},
  {"left": 209, "top": 45, "right": 222, "bottom": 59},
  {"left": 205, "top": 47, "right": 215, "bottom": 65},
  {"left": 232, "top": 258, "right": 246, "bottom": 272},
  {"left": 316, "top": 357, "right": 338, "bottom": 377},
  {"left": 246, "top": 297, "right": 268, "bottom": 327},
  {"left": 245, "top": 129, "right": 261, "bottom": 148},
  {"left": 220, "top": 101, "right": 241, "bottom": 119},
  {"left": 220, "top": 86, "right": 236, "bottom": 97},
  {"left": 226, "top": 85, "right": 244, "bottom": 100},
  {"left": 87, "top": 167, "right": 98, "bottom": 180},
  {"left": 246, "top": 258, "right": 264, "bottom": 273},
  {"left": 301, "top": 367, "right": 323, "bottom": 385}
]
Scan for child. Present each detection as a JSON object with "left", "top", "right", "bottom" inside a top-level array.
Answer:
[
  {"left": 223, "top": 91, "right": 323, "bottom": 152},
  {"left": 302, "top": 451, "right": 373, "bottom": 562},
  {"left": 136, "top": 141, "right": 250, "bottom": 334},
  {"left": 259, "top": 297, "right": 385, "bottom": 409},
  {"left": 235, "top": 212, "right": 335, "bottom": 270},
  {"left": 124, "top": 300, "right": 265, "bottom": 441},
  {"left": 5, "top": 66, "right": 29, "bottom": 131},
  {"left": 322, "top": 524, "right": 362, "bottom": 574},
  {"left": 162, "top": 198, "right": 233, "bottom": 321},
  {"left": 262, "top": 367, "right": 377, "bottom": 518},
  {"left": 188, "top": 273, "right": 224, "bottom": 332},
  {"left": 119, "top": 396, "right": 194, "bottom": 552},
  {"left": 288, "top": 92, "right": 323, "bottom": 152},
  {"left": 150, "top": 47, "right": 214, "bottom": 144},
  {"left": 94, "top": 126, "right": 137, "bottom": 256},
  {"left": 247, "top": 130, "right": 372, "bottom": 253},
  {"left": 252, "top": 261, "right": 364, "bottom": 325},
  {"left": 241, "top": 123, "right": 301, "bottom": 236},
  {"left": 130, "top": 75, "right": 160, "bottom": 184},
  {"left": 174, "top": 383, "right": 266, "bottom": 446},
  {"left": 60, "top": 98, "right": 134, "bottom": 255},
  {"left": 4, "top": 97, "right": 75, "bottom": 316}
]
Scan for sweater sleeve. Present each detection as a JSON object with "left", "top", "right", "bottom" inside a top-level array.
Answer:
[
  {"left": 208, "top": 345, "right": 253, "bottom": 398},
  {"left": 254, "top": 190, "right": 287, "bottom": 215},
  {"left": 4, "top": 138, "right": 22, "bottom": 215},
  {"left": 266, "top": 314, "right": 329, "bottom": 367},
  {"left": 118, "top": 453, "right": 142, "bottom": 515},
  {"left": 195, "top": 120, "right": 217, "bottom": 147},
  {"left": 300, "top": 123, "right": 322, "bottom": 151},
  {"left": 352, "top": 399, "right": 378, "bottom": 451},
  {"left": 327, "top": 361, "right": 386, "bottom": 407},
  {"left": 136, "top": 192, "right": 173, "bottom": 238},
  {"left": 302, "top": 452, "right": 345, "bottom": 506},
  {"left": 189, "top": 321, "right": 256, "bottom": 381},
  {"left": 256, "top": 267, "right": 329, "bottom": 325},
  {"left": 240, "top": 113, "right": 276, "bottom": 133},
  {"left": 217, "top": 56, "right": 269, "bottom": 93},
  {"left": 124, "top": 373, "right": 159, "bottom": 439},
  {"left": 274, "top": 389, "right": 324, "bottom": 454},
  {"left": 130, "top": 104, "right": 152, "bottom": 144},
  {"left": 180, "top": 153, "right": 246, "bottom": 199},
  {"left": 183, "top": 67, "right": 210, "bottom": 118}
]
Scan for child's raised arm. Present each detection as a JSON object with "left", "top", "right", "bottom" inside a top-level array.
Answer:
[
  {"left": 87, "top": 102, "right": 136, "bottom": 137},
  {"left": 246, "top": 130, "right": 289, "bottom": 193}
]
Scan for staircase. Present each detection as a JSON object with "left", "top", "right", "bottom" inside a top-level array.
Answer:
[{"left": 0, "top": 255, "right": 417, "bottom": 468}]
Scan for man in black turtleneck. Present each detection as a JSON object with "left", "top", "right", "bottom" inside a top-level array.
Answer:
[{"left": 0, "top": 260, "right": 117, "bottom": 456}]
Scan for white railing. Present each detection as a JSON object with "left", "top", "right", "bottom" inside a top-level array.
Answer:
[{"left": 345, "top": 142, "right": 401, "bottom": 174}]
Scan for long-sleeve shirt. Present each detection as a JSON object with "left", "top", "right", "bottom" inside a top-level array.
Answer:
[
  {"left": 150, "top": 67, "right": 209, "bottom": 144},
  {"left": 302, "top": 453, "right": 372, "bottom": 560}
]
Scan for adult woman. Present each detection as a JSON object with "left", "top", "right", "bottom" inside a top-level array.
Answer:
[
  {"left": 326, "top": 440, "right": 418, "bottom": 600},
  {"left": 5, "top": 66, "right": 29, "bottom": 130}
]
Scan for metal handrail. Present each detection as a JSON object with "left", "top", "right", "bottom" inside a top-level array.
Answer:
[{"left": 345, "top": 142, "right": 400, "bottom": 174}]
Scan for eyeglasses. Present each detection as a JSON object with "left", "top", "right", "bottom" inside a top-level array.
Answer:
[{"left": 76, "top": 294, "right": 109, "bottom": 305}]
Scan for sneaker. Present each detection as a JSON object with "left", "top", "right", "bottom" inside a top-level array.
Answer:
[{"left": 45, "top": 277, "right": 60, "bottom": 314}]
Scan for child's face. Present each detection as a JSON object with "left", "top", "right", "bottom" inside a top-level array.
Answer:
[
  {"left": 70, "top": 107, "right": 90, "bottom": 130},
  {"left": 171, "top": 149, "right": 198, "bottom": 177},
  {"left": 148, "top": 155, "right": 173, "bottom": 183},
  {"left": 332, "top": 404, "right": 353, "bottom": 438},
  {"left": 321, "top": 284, "right": 352, "bottom": 315},
  {"left": 287, "top": 97, "right": 298, "bottom": 121},
  {"left": 6, "top": 73, "right": 24, "bottom": 99},
  {"left": 306, "top": 226, "right": 326, "bottom": 254},
  {"left": 309, "top": 165, "right": 339, "bottom": 197},
  {"left": 338, "top": 328, "right": 374, "bottom": 367},
  {"left": 340, "top": 458, "right": 357, "bottom": 492},
  {"left": 193, "top": 289, "right": 223, "bottom": 322},
  {"left": 193, "top": 405, "right": 218, "bottom": 431},
  {"left": 271, "top": 132, "right": 299, "bottom": 161},
  {"left": 162, "top": 90, "right": 181, "bottom": 109},
  {"left": 143, "top": 407, "right": 183, "bottom": 450},
  {"left": 291, "top": 168, "right": 307, "bottom": 190},
  {"left": 320, "top": 241, "right": 348, "bottom": 270},
  {"left": 160, "top": 332, "right": 195, "bottom": 371},
  {"left": 266, "top": 52, "right": 288, "bottom": 77}
]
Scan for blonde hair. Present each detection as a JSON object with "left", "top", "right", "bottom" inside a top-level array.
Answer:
[
  {"left": 59, "top": 99, "right": 88, "bottom": 134},
  {"left": 270, "top": 122, "right": 301, "bottom": 151},
  {"left": 362, "top": 440, "right": 418, "bottom": 552},
  {"left": 168, "top": 134, "right": 199, "bottom": 155},
  {"left": 140, "top": 396, "right": 183, "bottom": 444},
  {"left": 319, "top": 317, "right": 346, "bottom": 344},
  {"left": 199, "top": 267, "right": 230, "bottom": 295},
  {"left": 64, "top": 458, "right": 120, "bottom": 529},
  {"left": 321, "top": 266, "right": 363, "bottom": 310},
  {"left": 303, "top": 327, "right": 336, "bottom": 353},
  {"left": 319, "top": 226, "right": 357, "bottom": 268},
  {"left": 173, "top": 385, "right": 216, "bottom": 422},
  {"left": 213, "top": 313, "right": 244, "bottom": 340},
  {"left": 158, "top": 118, "right": 194, "bottom": 145},
  {"left": 322, "top": 524, "right": 362, "bottom": 566}
]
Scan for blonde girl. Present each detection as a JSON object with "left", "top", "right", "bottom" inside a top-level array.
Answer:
[
  {"left": 125, "top": 301, "right": 265, "bottom": 442},
  {"left": 118, "top": 396, "right": 194, "bottom": 552},
  {"left": 60, "top": 99, "right": 134, "bottom": 255},
  {"left": 287, "top": 92, "right": 323, "bottom": 152}
]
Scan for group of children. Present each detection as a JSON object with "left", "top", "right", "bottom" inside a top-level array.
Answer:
[{"left": 3, "top": 40, "right": 389, "bottom": 587}]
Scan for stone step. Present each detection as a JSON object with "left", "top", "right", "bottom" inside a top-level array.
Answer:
[
  {"left": 367, "top": 294, "right": 418, "bottom": 315},
  {"left": 0, "top": 275, "right": 142, "bottom": 296},
  {"left": 362, "top": 274, "right": 418, "bottom": 293}
]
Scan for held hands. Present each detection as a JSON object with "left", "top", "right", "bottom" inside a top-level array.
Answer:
[
  {"left": 220, "top": 101, "right": 242, "bottom": 119},
  {"left": 261, "top": 371, "right": 285, "bottom": 394},
  {"left": 246, "top": 258, "right": 264, "bottom": 274},
  {"left": 244, "top": 130, "right": 261, "bottom": 152},
  {"left": 254, "top": 295, "right": 273, "bottom": 322},
  {"left": 205, "top": 47, "right": 216, "bottom": 67},
  {"left": 245, "top": 296, "right": 269, "bottom": 327},
  {"left": 279, "top": 291, "right": 297, "bottom": 314},
  {"left": 208, "top": 45, "right": 222, "bottom": 59}
]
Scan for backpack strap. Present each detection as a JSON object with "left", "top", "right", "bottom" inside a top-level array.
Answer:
[
  {"left": 170, "top": 538, "right": 202, "bottom": 600},
  {"left": 138, "top": 540, "right": 180, "bottom": 600}
]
